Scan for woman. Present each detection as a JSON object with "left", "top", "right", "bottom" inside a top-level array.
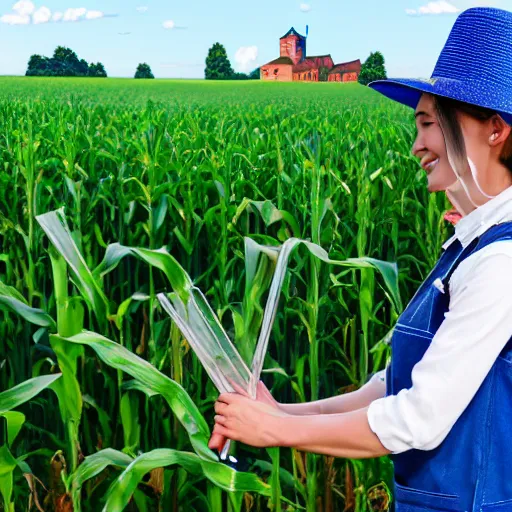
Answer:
[{"left": 210, "top": 7, "right": 512, "bottom": 510}]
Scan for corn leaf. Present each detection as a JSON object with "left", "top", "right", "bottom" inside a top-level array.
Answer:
[
  {"left": 53, "top": 331, "right": 216, "bottom": 461},
  {"left": 0, "top": 282, "right": 56, "bottom": 330},
  {"left": 36, "top": 208, "right": 109, "bottom": 321},
  {"left": 0, "top": 445, "right": 17, "bottom": 512},
  {"left": 103, "top": 448, "right": 271, "bottom": 512},
  {"left": 0, "top": 374, "right": 61, "bottom": 415}
]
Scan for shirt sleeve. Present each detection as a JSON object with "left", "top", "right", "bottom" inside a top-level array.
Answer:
[{"left": 367, "top": 245, "right": 512, "bottom": 455}]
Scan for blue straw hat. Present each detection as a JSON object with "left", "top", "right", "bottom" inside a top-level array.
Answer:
[{"left": 368, "top": 7, "right": 512, "bottom": 125}]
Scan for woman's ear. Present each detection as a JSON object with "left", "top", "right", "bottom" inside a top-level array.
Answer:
[{"left": 489, "top": 114, "right": 511, "bottom": 145}]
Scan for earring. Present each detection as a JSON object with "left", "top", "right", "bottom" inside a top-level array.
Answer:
[{"left": 490, "top": 133, "right": 498, "bottom": 141}]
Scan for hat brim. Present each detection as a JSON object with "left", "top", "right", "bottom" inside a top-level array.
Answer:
[
  {"left": 368, "top": 78, "right": 431, "bottom": 110},
  {"left": 368, "top": 77, "right": 512, "bottom": 126}
]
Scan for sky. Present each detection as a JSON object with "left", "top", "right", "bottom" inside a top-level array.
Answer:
[{"left": 0, "top": 0, "right": 510, "bottom": 79}]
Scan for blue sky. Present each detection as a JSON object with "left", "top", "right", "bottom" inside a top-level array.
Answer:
[{"left": 0, "top": 0, "right": 509, "bottom": 78}]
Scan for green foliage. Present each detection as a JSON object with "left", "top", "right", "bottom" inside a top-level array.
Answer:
[
  {"left": 231, "top": 72, "right": 250, "bottom": 80},
  {"left": 205, "top": 42, "right": 234, "bottom": 80},
  {"left": 358, "top": 51, "right": 387, "bottom": 86},
  {"left": 25, "top": 46, "right": 107, "bottom": 77},
  {"left": 87, "top": 62, "right": 107, "bottom": 78},
  {"left": 248, "top": 67, "right": 261, "bottom": 80},
  {"left": 134, "top": 63, "right": 155, "bottom": 79},
  {"left": 319, "top": 66, "right": 330, "bottom": 82}
]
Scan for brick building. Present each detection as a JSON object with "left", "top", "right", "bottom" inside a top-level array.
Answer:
[{"left": 260, "top": 27, "right": 361, "bottom": 83}]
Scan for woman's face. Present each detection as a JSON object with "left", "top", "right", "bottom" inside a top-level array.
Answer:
[
  {"left": 411, "top": 93, "right": 512, "bottom": 211},
  {"left": 411, "top": 93, "right": 457, "bottom": 192}
]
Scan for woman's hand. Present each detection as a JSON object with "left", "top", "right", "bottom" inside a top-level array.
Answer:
[
  {"left": 254, "top": 379, "right": 280, "bottom": 409},
  {"left": 208, "top": 380, "right": 281, "bottom": 452},
  {"left": 210, "top": 392, "right": 289, "bottom": 448}
]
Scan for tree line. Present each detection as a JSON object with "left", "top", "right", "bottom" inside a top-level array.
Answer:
[
  {"left": 25, "top": 44, "right": 385, "bottom": 83},
  {"left": 25, "top": 47, "right": 156, "bottom": 79},
  {"left": 26, "top": 46, "right": 107, "bottom": 77}
]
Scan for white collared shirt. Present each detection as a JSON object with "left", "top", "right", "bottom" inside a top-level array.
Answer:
[{"left": 367, "top": 185, "right": 512, "bottom": 454}]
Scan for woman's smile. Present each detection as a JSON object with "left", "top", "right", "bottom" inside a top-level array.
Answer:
[{"left": 424, "top": 157, "right": 440, "bottom": 174}]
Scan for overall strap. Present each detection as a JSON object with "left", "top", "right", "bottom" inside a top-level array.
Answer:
[{"left": 442, "top": 221, "right": 512, "bottom": 300}]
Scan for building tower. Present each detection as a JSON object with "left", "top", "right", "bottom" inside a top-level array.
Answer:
[{"left": 279, "top": 27, "right": 306, "bottom": 65}]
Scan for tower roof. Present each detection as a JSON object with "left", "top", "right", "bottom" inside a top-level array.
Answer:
[{"left": 280, "top": 27, "right": 305, "bottom": 39}]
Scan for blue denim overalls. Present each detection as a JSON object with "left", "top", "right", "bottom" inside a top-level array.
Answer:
[{"left": 386, "top": 221, "right": 512, "bottom": 512}]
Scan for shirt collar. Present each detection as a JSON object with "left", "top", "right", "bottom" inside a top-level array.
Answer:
[{"left": 442, "top": 185, "right": 512, "bottom": 250}]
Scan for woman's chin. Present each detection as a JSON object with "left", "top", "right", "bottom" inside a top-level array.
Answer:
[
  {"left": 426, "top": 178, "right": 442, "bottom": 192},
  {"left": 426, "top": 174, "right": 449, "bottom": 193}
]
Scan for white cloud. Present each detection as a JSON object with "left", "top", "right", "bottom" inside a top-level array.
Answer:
[
  {"left": 136, "top": 6, "right": 148, "bottom": 13},
  {"left": 235, "top": 46, "right": 258, "bottom": 72},
  {"left": 86, "top": 10, "right": 103, "bottom": 20},
  {"left": 33, "top": 5, "right": 51, "bottom": 24},
  {"left": 163, "top": 19, "right": 175, "bottom": 29},
  {"left": 0, "top": 13, "right": 30, "bottom": 24},
  {"left": 1, "top": 3, "right": 109, "bottom": 25},
  {"left": 406, "top": 1, "right": 459, "bottom": 15},
  {"left": 63, "top": 7, "right": 86, "bottom": 21},
  {"left": 13, "top": 1, "right": 35, "bottom": 16},
  {"left": 299, "top": 3, "right": 311, "bottom": 12}
]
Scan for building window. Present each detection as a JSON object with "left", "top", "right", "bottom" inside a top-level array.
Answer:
[
  {"left": 274, "top": 69, "right": 279, "bottom": 75},
  {"left": 308, "top": 72, "right": 311, "bottom": 80}
]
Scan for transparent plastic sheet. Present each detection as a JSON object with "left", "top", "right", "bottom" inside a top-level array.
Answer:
[
  {"left": 157, "top": 237, "right": 402, "bottom": 460},
  {"left": 157, "top": 239, "right": 282, "bottom": 460}
]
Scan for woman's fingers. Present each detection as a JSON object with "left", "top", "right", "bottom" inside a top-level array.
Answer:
[
  {"left": 218, "top": 392, "right": 242, "bottom": 404},
  {"left": 208, "top": 432, "right": 226, "bottom": 450},
  {"left": 214, "top": 414, "right": 227, "bottom": 425},
  {"left": 214, "top": 401, "right": 228, "bottom": 414},
  {"left": 212, "top": 423, "right": 232, "bottom": 439}
]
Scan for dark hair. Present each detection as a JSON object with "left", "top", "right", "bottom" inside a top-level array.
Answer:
[{"left": 433, "top": 95, "right": 512, "bottom": 173}]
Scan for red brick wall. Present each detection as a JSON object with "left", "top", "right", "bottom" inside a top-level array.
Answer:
[
  {"left": 310, "top": 56, "right": 334, "bottom": 69},
  {"left": 280, "top": 35, "right": 304, "bottom": 65},
  {"left": 261, "top": 64, "right": 293, "bottom": 81},
  {"left": 343, "top": 72, "right": 358, "bottom": 82},
  {"left": 293, "top": 70, "right": 318, "bottom": 81},
  {"left": 328, "top": 72, "right": 359, "bottom": 82}
]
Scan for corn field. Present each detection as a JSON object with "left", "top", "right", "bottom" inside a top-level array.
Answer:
[{"left": 0, "top": 78, "right": 451, "bottom": 511}]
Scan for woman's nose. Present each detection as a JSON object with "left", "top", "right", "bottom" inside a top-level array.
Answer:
[{"left": 411, "top": 136, "right": 425, "bottom": 157}]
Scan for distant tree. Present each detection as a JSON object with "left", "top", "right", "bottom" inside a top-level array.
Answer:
[
  {"left": 53, "top": 46, "right": 79, "bottom": 68},
  {"left": 366, "top": 51, "right": 385, "bottom": 69},
  {"left": 88, "top": 62, "right": 107, "bottom": 78},
  {"left": 358, "top": 51, "right": 387, "bottom": 86},
  {"left": 25, "top": 47, "right": 107, "bottom": 77},
  {"left": 205, "top": 42, "right": 234, "bottom": 80},
  {"left": 77, "top": 59, "right": 89, "bottom": 77},
  {"left": 231, "top": 72, "right": 250, "bottom": 80},
  {"left": 248, "top": 67, "right": 260, "bottom": 80},
  {"left": 134, "top": 63, "right": 155, "bottom": 79},
  {"left": 26, "top": 54, "right": 49, "bottom": 76},
  {"left": 319, "top": 66, "right": 330, "bottom": 82}
]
